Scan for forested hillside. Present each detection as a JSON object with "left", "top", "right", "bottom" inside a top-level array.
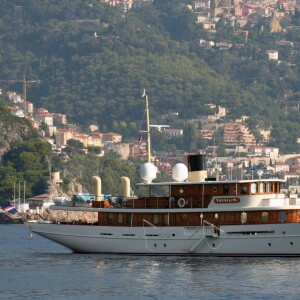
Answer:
[
  {"left": 0, "top": 104, "right": 52, "bottom": 203},
  {"left": 0, "top": 0, "right": 299, "bottom": 152}
]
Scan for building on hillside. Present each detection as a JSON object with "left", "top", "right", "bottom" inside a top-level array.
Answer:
[
  {"left": 290, "top": 165, "right": 300, "bottom": 175},
  {"left": 259, "top": 129, "right": 271, "bottom": 144},
  {"left": 73, "top": 133, "right": 89, "bottom": 148},
  {"left": 44, "top": 137, "right": 55, "bottom": 150},
  {"left": 36, "top": 107, "right": 49, "bottom": 114},
  {"left": 289, "top": 185, "right": 300, "bottom": 194},
  {"left": 52, "top": 113, "right": 67, "bottom": 125},
  {"left": 105, "top": 143, "right": 131, "bottom": 160},
  {"left": 248, "top": 146, "right": 279, "bottom": 159},
  {"left": 196, "top": 129, "right": 214, "bottom": 140},
  {"left": 163, "top": 128, "right": 183, "bottom": 138},
  {"left": 10, "top": 106, "right": 24, "bottom": 117},
  {"left": 55, "top": 128, "right": 74, "bottom": 147},
  {"left": 222, "top": 123, "right": 256, "bottom": 148},
  {"left": 287, "top": 156, "right": 300, "bottom": 166},
  {"left": 87, "top": 134, "right": 102, "bottom": 148},
  {"left": 266, "top": 49, "right": 279, "bottom": 60},
  {"left": 26, "top": 116, "right": 40, "bottom": 128},
  {"left": 35, "top": 113, "right": 53, "bottom": 126},
  {"left": 102, "top": 132, "right": 122, "bottom": 143},
  {"left": 26, "top": 101, "right": 34, "bottom": 115},
  {"left": 129, "top": 142, "right": 150, "bottom": 160},
  {"left": 7, "top": 92, "right": 22, "bottom": 103},
  {"left": 274, "top": 161, "right": 289, "bottom": 173}
]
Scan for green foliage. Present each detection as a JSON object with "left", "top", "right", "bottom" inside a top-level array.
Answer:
[
  {"left": 0, "top": 138, "right": 51, "bottom": 203},
  {"left": 66, "top": 139, "right": 84, "bottom": 149},
  {"left": 60, "top": 153, "right": 141, "bottom": 196}
]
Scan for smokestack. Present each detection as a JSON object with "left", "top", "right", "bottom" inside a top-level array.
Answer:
[
  {"left": 187, "top": 154, "right": 207, "bottom": 182},
  {"left": 121, "top": 176, "right": 130, "bottom": 200},
  {"left": 92, "top": 176, "right": 101, "bottom": 201}
]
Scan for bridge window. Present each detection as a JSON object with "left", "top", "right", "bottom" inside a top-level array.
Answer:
[
  {"left": 260, "top": 182, "right": 266, "bottom": 193},
  {"left": 267, "top": 183, "right": 272, "bottom": 193},
  {"left": 241, "top": 184, "right": 248, "bottom": 194},
  {"left": 251, "top": 183, "right": 258, "bottom": 194}
]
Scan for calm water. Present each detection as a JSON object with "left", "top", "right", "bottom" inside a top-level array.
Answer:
[{"left": 0, "top": 225, "right": 300, "bottom": 300}]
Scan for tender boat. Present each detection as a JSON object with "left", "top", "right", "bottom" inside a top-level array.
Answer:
[{"left": 28, "top": 92, "right": 300, "bottom": 256}]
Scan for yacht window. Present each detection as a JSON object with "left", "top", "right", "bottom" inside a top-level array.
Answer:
[
  {"left": 241, "top": 212, "right": 247, "bottom": 224},
  {"left": 117, "top": 213, "right": 123, "bottom": 224},
  {"left": 267, "top": 183, "right": 272, "bottom": 193},
  {"left": 126, "top": 213, "right": 132, "bottom": 226},
  {"left": 278, "top": 211, "right": 286, "bottom": 223},
  {"left": 108, "top": 213, "right": 114, "bottom": 225},
  {"left": 153, "top": 214, "right": 159, "bottom": 225},
  {"left": 163, "top": 214, "right": 169, "bottom": 225},
  {"left": 261, "top": 212, "right": 268, "bottom": 223},
  {"left": 223, "top": 184, "right": 229, "bottom": 194},
  {"left": 251, "top": 183, "right": 258, "bottom": 194},
  {"left": 241, "top": 184, "right": 248, "bottom": 194},
  {"left": 260, "top": 182, "right": 266, "bottom": 193}
]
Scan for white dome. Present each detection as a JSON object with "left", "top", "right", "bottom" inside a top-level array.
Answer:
[
  {"left": 172, "top": 163, "right": 188, "bottom": 182},
  {"left": 141, "top": 163, "right": 157, "bottom": 183}
]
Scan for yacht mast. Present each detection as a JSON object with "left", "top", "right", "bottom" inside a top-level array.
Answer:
[
  {"left": 145, "top": 92, "right": 151, "bottom": 163},
  {"left": 141, "top": 89, "right": 151, "bottom": 163}
]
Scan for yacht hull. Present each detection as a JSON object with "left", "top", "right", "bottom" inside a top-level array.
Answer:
[{"left": 28, "top": 222, "right": 300, "bottom": 256}]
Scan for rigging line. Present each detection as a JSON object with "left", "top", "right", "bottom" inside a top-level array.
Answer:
[{"left": 138, "top": 109, "right": 146, "bottom": 131}]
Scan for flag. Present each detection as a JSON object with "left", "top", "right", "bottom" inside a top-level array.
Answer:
[
  {"left": 142, "top": 89, "right": 146, "bottom": 98},
  {"left": 3, "top": 203, "right": 18, "bottom": 215},
  {"left": 138, "top": 133, "right": 142, "bottom": 142}
]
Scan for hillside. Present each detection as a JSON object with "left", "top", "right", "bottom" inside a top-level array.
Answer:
[
  {"left": 0, "top": 105, "right": 38, "bottom": 157},
  {"left": 0, "top": 0, "right": 299, "bottom": 152}
]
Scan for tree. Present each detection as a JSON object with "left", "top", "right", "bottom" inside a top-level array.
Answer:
[{"left": 66, "top": 139, "right": 84, "bottom": 149}]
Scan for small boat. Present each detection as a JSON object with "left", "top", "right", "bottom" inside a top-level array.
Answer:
[
  {"left": 0, "top": 203, "right": 24, "bottom": 224},
  {"left": 28, "top": 92, "right": 300, "bottom": 256}
]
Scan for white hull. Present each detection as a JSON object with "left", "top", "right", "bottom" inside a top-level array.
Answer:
[{"left": 28, "top": 222, "right": 300, "bottom": 256}]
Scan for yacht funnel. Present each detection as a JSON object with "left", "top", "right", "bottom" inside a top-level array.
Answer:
[
  {"left": 92, "top": 176, "right": 102, "bottom": 201},
  {"left": 187, "top": 154, "right": 207, "bottom": 182}
]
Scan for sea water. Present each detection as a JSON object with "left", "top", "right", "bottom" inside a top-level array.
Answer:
[{"left": 0, "top": 225, "right": 300, "bottom": 299}]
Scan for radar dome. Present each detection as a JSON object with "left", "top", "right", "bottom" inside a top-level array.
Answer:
[
  {"left": 172, "top": 163, "right": 188, "bottom": 182},
  {"left": 141, "top": 163, "right": 157, "bottom": 183}
]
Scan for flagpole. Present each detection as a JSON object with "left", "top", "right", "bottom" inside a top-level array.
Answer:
[
  {"left": 23, "top": 181, "right": 25, "bottom": 206},
  {"left": 14, "top": 181, "right": 16, "bottom": 207},
  {"left": 18, "top": 181, "right": 21, "bottom": 212}
]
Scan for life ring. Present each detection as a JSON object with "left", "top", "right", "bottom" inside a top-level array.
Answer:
[{"left": 178, "top": 198, "right": 185, "bottom": 208}]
